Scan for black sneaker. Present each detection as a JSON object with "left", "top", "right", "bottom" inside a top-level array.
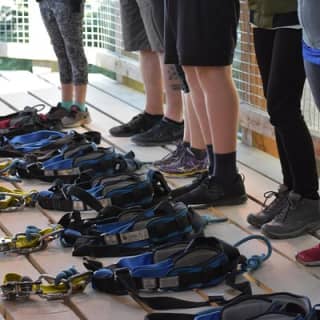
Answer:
[
  {"left": 170, "top": 171, "right": 209, "bottom": 199},
  {"left": 174, "top": 174, "right": 247, "bottom": 209},
  {"left": 46, "top": 103, "right": 69, "bottom": 121},
  {"left": 109, "top": 113, "right": 162, "bottom": 137},
  {"left": 247, "top": 185, "right": 289, "bottom": 229},
  {"left": 131, "top": 119, "right": 184, "bottom": 146}
]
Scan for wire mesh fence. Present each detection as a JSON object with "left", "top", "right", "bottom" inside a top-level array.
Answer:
[{"left": 0, "top": 0, "right": 319, "bottom": 132}]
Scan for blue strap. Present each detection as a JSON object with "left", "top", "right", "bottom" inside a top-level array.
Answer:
[
  {"left": 9, "top": 130, "right": 65, "bottom": 152},
  {"left": 234, "top": 235, "right": 272, "bottom": 272},
  {"left": 25, "top": 225, "right": 42, "bottom": 241},
  {"left": 201, "top": 215, "right": 228, "bottom": 224},
  {"left": 54, "top": 266, "right": 78, "bottom": 285}
]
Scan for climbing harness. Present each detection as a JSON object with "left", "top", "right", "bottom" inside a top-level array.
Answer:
[
  {"left": 37, "top": 170, "right": 171, "bottom": 211},
  {"left": 1, "top": 267, "right": 92, "bottom": 300},
  {"left": 62, "top": 201, "right": 211, "bottom": 257},
  {"left": 0, "top": 225, "right": 63, "bottom": 254},
  {"left": 0, "top": 105, "right": 62, "bottom": 138},
  {"left": 84, "top": 235, "right": 271, "bottom": 310},
  {"left": 145, "top": 292, "right": 316, "bottom": 320},
  {"left": 0, "top": 130, "right": 101, "bottom": 159},
  {"left": 17, "top": 145, "right": 141, "bottom": 183},
  {"left": 0, "top": 186, "right": 38, "bottom": 212}
]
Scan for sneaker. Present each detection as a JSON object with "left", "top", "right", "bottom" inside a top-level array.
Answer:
[
  {"left": 109, "top": 113, "right": 162, "bottom": 137},
  {"left": 247, "top": 185, "right": 289, "bottom": 229},
  {"left": 46, "top": 103, "right": 69, "bottom": 121},
  {"left": 159, "top": 148, "right": 208, "bottom": 177},
  {"left": 296, "top": 244, "right": 320, "bottom": 266},
  {"left": 153, "top": 142, "right": 187, "bottom": 168},
  {"left": 261, "top": 191, "right": 320, "bottom": 239},
  {"left": 174, "top": 174, "right": 247, "bottom": 209},
  {"left": 170, "top": 171, "right": 209, "bottom": 199},
  {"left": 61, "top": 106, "right": 92, "bottom": 128},
  {"left": 131, "top": 119, "right": 184, "bottom": 146}
]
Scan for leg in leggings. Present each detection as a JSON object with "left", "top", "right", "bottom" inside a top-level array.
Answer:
[
  {"left": 304, "top": 60, "right": 320, "bottom": 110},
  {"left": 253, "top": 28, "right": 293, "bottom": 189},
  {"left": 255, "top": 28, "right": 318, "bottom": 198}
]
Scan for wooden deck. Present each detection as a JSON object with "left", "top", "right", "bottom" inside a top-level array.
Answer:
[{"left": 0, "top": 70, "right": 319, "bottom": 320}]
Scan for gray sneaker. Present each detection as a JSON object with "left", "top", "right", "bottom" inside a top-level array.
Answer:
[
  {"left": 261, "top": 191, "right": 320, "bottom": 239},
  {"left": 247, "top": 185, "right": 289, "bottom": 229},
  {"left": 61, "top": 106, "right": 92, "bottom": 128}
]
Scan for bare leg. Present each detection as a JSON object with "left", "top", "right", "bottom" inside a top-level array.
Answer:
[
  {"left": 61, "top": 83, "right": 73, "bottom": 101},
  {"left": 186, "top": 94, "right": 206, "bottom": 150},
  {"left": 140, "top": 50, "right": 163, "bottom": 115},
  {"left": 196, "top": 66, "right": 239, "bottom": 154},
  {"left": 183, "top": 66, "right": 211, "bottom": 146},
  {"left": 182, "top": 94, "right": 191, "bottom": 143},
  {"left": 74, "top": 84, "right": 87, "bottom": 104},
  {"left": 159, "top": 54, "right": 183, "bottom": 122}
]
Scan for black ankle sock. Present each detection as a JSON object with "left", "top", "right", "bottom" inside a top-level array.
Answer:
[
  {"left": 164, "top": 117, "right": 183, "bottom": 126},
  {"left": 144, "top": 112, "right": 163, "bottom": 119},
  {"left": 183, "top": 141, "right": 191, "bottom": 148},
  {"left": 191, "top": 147, "right": 207, "bottom": 160},
  {"left": 207, "top": 145, "right": 214, "bottom": 175},
  {"left": 213, "top": 152, "right": 237, "bottom": 184}
]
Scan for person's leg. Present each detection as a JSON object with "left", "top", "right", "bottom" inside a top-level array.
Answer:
[
  {"left": 172, "top": 0, "right": 247, "bottom": 207},
  {"left": 247, "top": 28, "right": 290, "bottom": 228},
  {"left": 304, "top": 60, "right": 320, "bottom": 110},
  {"left": 39, "top": 0, "right": 74, "bottom": 119},
  {"left": 184, "top": 66, "right": 213, "bottom": 172},
  {"left": 140, "top": 50, "right": 164, "bottom": 115},
  {"left": 253, "top": 28, "right": 293, "bottom": 190},
  {"left": 131, "top": 0, "right": 184, "bottom": 146},
  {"left": 261, "top": 29, "right": 320, "bottom": 239},
  {"left": 50, "top": 1, "right": 90, "bottom": 127}
]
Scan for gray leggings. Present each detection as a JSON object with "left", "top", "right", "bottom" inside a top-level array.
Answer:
[
  {"left": 304, "top": 60, "right": 320, "bottom": 111},
  {"left": 39, "top": 0, "right": 88, "bottom": 85}
]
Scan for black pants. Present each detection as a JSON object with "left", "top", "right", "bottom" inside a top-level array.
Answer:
[{"left": 254, "top": 28, "right": 318, "bottom": 197}]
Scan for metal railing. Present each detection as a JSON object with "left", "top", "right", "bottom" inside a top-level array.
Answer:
[{"left": 0, "top": 0, "right": 319, "bottom": 133}]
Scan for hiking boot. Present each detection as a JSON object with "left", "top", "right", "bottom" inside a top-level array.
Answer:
[
  {"left": 46, "top": 103, "right": 69, "bottom": 121},
  {"left": 153, "top": 142, "right": 187, "bottom": 168},
  {"left": 247, "top": 185, "right": 289, "bottom": 229},
  {"left": 174, "top": 174, "right": 247, "bottom": 209},
  {"left": 261, "top": 191, "right": 320, "bottom": 239},
  {"left": 159, "top": 147, "right": 208, "bottom": 177},
  {"left": 109, "top": 113, "right": 162, "bottom": 137},
  {"left": 170, "top": 171, "right": 208, "bottom": 199},
  {"left": 131, "top": 119, "right": 184, "bottom": 146},
  {"left": 296, "top": 243, "right": 320, "bottom": 266},
  {"left": 61, "top": 106, "right": 92, "bottom": 128}
]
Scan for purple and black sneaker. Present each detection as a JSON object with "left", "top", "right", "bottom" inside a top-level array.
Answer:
[{"left": 159, "top": 147, "right": 208, "bottom": 177}]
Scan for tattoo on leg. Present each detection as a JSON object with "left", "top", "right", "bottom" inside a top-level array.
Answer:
[{"left": 168, "top": 65, "right": 182, "bottom": 91}]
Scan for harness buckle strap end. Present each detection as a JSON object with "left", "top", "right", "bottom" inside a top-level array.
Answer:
[
  {"left": 119, "top": 229, "right": 150, "bottom": 244},
  {"left": 159, "top": 276, "right": 179, "bottom": 289},
  {"left": 141, "top": 278, "right": 158, "bottom": 290},
  {"left": 104, "top": 234, "right": 120, "bottom": 246}
]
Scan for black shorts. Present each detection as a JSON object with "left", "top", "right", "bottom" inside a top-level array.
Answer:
[{"left": 164, "top": 0, "right": 240, "bottom": 66}]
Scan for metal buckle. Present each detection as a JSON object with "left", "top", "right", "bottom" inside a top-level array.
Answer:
[
  {"left": 0, "top": 227, "right": 63, "bottom": 255},
  {"left": 159, "top": 276, "right": 179, "bottom": 289},
  {"left": 0, "top": 238, "right": 12, "bottom": 252},
  {"left": 1, "top": 280, "right": 39, "bottom": 300}
]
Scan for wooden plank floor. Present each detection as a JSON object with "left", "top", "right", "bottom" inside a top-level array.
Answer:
[{"left": 0, "top": 70, "right": 320, "bottom": 320}]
